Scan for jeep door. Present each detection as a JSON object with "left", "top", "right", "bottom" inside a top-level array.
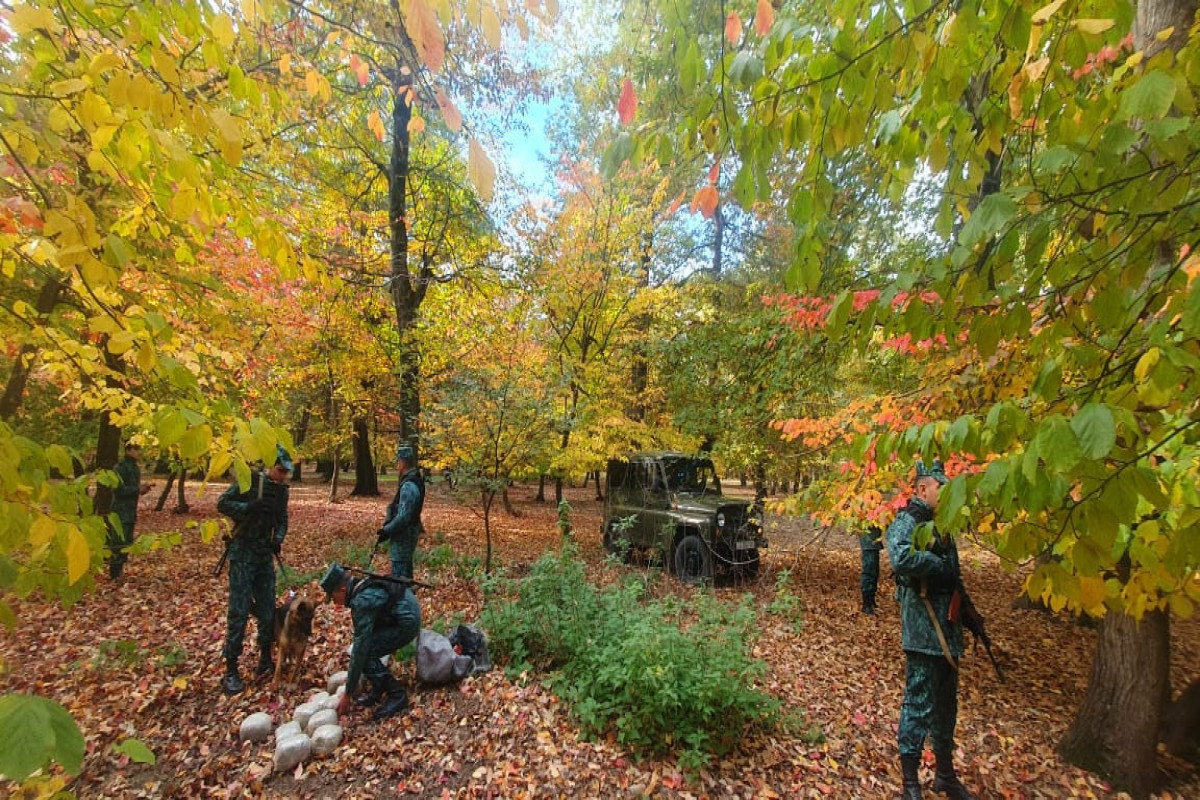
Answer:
[{"left": 637, "top": 459, "right": 674, "bottom": 553}]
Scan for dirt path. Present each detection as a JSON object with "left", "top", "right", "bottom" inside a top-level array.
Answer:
[{"left": 2, "top": 479, "right": 1196, "bottom": 798}]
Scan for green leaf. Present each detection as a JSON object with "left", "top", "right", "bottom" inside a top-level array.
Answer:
[
  {"left": 1070, "top": 404, "right": 1116, "bottom": 460},
  {"left": 825, "top": 291, "right": 852, "bottom": 338},
  {"left": 959, "top": 193, "right": 1018, "bottom": 249},
  {"left": 600, "top": 132, "right": 633, "bottom": 180},
  {"left": 0, "top": 694, "right": 85, "bottom": 781},
  {"left": 976, "top": 459, "right": 1009, "bottom": 499},
  {"left": 1036, "top": 416, "right": 1082, "bottom": 473},
  {"left": 876, "top": 110, "right": 902, "bottom": 144},
  {"left": 112, "top": 738, "right": 156, "bottom": 764},
  {"left": 728, "top": 52, "right": 764, "bottom": 84},
  {"left": 1118, "top": 70, "right": 1176, "bottom": 121}
]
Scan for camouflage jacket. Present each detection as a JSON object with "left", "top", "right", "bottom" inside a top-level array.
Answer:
[
  {"left": 381, "top": 468, "right": 424, "bottom": 574},
  {"left": 345, "top": 577, "right": 420, "bottom": 694},
  {"left": 217, "top": 471, "right": 289, "bottom": 562},
  {"left": 886, "top": 498, "right": 965, "bottom": 658},
  {"left": 111, "top": 456, "right": 141, "bottom": 529}
]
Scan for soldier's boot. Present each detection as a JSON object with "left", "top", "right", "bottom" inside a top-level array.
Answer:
[
  {"left": 372, "top": 674, "right": 409, "bottom": 721},
  {"left": 222, "top": 662, "right": 245, "bottom": 695},
  {"left": 862, "top": 591, "right": 877, "bottom": 615},
  {"left": 254, "top": 652, "right": 275, "bottom": 681},
  {"left": 932, "top": 751, "right": 976, "bottom": 800},
  {"left": 900, "top": 755, "right": 924, "bottom": 800},
  {"left": 355, "top": 678, "right": 384, "bottom": 707}
]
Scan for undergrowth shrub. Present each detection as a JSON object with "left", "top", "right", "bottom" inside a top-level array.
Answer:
[{"left": 482, "top": 537, "right": 779, "bottom": 767}]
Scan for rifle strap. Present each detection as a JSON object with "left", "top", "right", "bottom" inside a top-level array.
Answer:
[{"left": 920, "top": 578, "right": 959, "bottom": 671}]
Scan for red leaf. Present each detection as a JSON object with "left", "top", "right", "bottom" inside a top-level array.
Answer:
[
  {"left": 755, "top": 0, "right": 774, "bottom": 36},
  {"left": 708, "top": 161, "right": 720, "bottom": 183},
  {"left": 618, "top": 79, "right": 637, "bottom": 126},
  {"left": 725, "top": 11, "right": 743, "bottom": 45},
  {"left": 692, "top": 185, "right": 719, "bottom": 218}
]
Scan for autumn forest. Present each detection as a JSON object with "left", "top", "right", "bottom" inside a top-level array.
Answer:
[{"left": 3, "top": 0, "right": 1200, "bottom": 797}]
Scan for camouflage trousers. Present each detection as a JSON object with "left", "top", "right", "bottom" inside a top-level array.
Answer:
[
  {"left": 860, "top": 547, "right": 881, "bottom": 595},
  {"left": 898, "top": 650, "right": 959, "bottom": 757},
  {"left": 360, "top": 600, "right": 421, "bottom": 681},
  {"left": 106, "top": 517, "right": 135, "bottom": 578},
  {"left": 222, "top": 558, "right": 275, "bottom": 668}
]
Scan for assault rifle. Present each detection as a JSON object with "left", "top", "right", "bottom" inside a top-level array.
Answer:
[
  {"left": 951, "top": 578, "right": 1006, "bottom": 683},
  {"left": 345, "top": 566, "right": 435, "bottom": 590}
]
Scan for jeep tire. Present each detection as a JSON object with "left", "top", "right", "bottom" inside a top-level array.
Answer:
[{"left": 673, "top": 534, "right": 712, "bottom": 584}]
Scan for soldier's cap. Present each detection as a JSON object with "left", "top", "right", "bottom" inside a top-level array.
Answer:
[
  {"left": 320, "top": 562, "right": 348, "bottom": 596},
  {"left": 275, "top": 444, "right": 294, "bottom": 472},
  {"left": 395, "top": 444, "right": 415, "bottom": 463},
  {"left": 915, "top": 459, "right": 949, "bottom": 485}
]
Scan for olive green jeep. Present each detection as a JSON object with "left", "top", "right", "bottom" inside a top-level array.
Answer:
[{"left": 602, "top": 452, "right": 767, "bottom": 583}]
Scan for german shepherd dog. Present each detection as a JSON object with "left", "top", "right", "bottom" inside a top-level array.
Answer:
[{"left": 273, "top": 592, "right": 317, "bottom": 687}]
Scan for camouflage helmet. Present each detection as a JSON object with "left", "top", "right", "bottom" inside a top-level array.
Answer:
[
  {"left": 915, "top": 458, "right": 949, "bottom": 485},
  {"left": 320, "top": 562, "right": 348, "bottom": 596}
]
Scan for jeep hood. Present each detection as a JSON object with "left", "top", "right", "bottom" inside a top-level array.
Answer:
[{"left": 671, "top": 494, "right": 747, "bottom": 514}]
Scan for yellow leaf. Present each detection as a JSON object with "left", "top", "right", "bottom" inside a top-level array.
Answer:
[
  {"left": 66, "top": 526, "right": 90, "bottom": 585},
  {"left": 137, "top": 341, "right": 156, "bottom": 371},
  {"left": 405, "top": 0, "right": 446, "bottom": 72},
  {"left": 1032, "top": 0, "right": 1067, "bottom": 24},
  {"left": 1135, "top": 347, "right": 1160, "bottom": 383},
  {"left": 1025, "top": 56, "right": 1049, "bottom": 82},
  {"left": 173, "top": 677, "right": 188, "bottom": 690},
  {"left": 408, "top": 115, "right": 426, "bottom": 134},
  {"left": 481, "top": 6, "right": 501, "bottom": 49},
  {"left": 468, "top": 137, "right": 496, "bottom": 202},
  {"left": 279, "top": 52, "right": 292, "bottom": 75},
  {"left": 368, "top": 109, "right": 385, "bottom": 141},
  {"left": 1073, "top": 18, "right": 1114, "bottom": 34},
  {"left": 1155, "top": 26, "right": 1175, "bottom": 42},
  {"left": 8, "top": 5, "right": 61, "bottom": 34},
  {"left": 209, "top": 108, "right": 241, "bottom": 143},
  {"left": 30, "top": 514, "right": 56, "bottom": 546},
  {"left": 305, "top": 69, "right": 320, "bottom": 96},
  {"left": 436, "top": 90, "right": 462, "bottom": 131},
  {"left": 108, "top": 331, "right": 136, "bottom": 355},
  {"left": 1078, "top": 576, "right": 1106, "bottom": 611},
  {"left": 211, "top": 13, "right": 236, "bottom": 49}
]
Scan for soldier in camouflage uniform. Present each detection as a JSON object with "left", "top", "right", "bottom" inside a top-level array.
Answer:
[
  {"left": 859, "top": 524, "right": 884, "bottom": 614},
  {"left": 321, "top": 562, "right": 421, "bottom": 721},
  {"left": 375, "top": 444, "right": 424, "bottom": 579},
  {"left": 217, "top": 445, "right": 292, "bottom": 695},
  {"left": 108, "top": 441, "right": 150, "bottom": 580},
  {"left": 886, "top": 459, "right": 977, "bottom": 800}
]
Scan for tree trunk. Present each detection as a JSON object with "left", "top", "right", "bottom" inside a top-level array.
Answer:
[
  {"left": 1058, "top": 610, "right": 1170, "bottom": 798},
  {"left": 350, "top": 416, "right": 379, "bottom": 496},
  {"left": 387, "top": 68, "right": 426, "bottom": 458},
  {"left": 328, "top": 448, "right": 341, "bottom": 503},
  {"left": 173, "top": 467, "right": 188, "bottom": 513},
  {"left": 0, "top": 278, "right": 64, "bottom": 421},
  {"left": 535, "top": 473, "right": 545, "bottom": 502},
  {"left": 291, "top": 408, "right": 310, "bottom": 483},
  {"left": 154, "top": 471, "right": 176, "bottom": 512},
  {"left": 593, "top": 471, "right": 603, "bottom": 502},
  {"left": 482, "top": 488, "right": 494, "bottom": 574}
]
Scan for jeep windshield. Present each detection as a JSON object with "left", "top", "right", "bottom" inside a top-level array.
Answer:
[{"left": 662, "top": 456, "right": 721, "bottom": 494}]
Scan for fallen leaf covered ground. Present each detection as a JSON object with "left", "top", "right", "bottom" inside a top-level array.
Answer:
[{"left": 2, "top": 478, "right": 1197, "bottom": 799}]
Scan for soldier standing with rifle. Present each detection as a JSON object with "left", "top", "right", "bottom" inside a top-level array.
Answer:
[
  {"left": 886, "top": 459, "right": 980, "bottom": 800},
  {"left": 217, "top": 445, "right": 292, "bottom": 695},
  {"left": 321, "top": 562, "right": 421, "bottom": 721},
  {"left": 376, "top": 444, "right": 424, "bottom": 579}
]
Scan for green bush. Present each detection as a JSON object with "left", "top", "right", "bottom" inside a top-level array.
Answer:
[{"left": 483, "top": 539, "right": 779, "bottom": 766}]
